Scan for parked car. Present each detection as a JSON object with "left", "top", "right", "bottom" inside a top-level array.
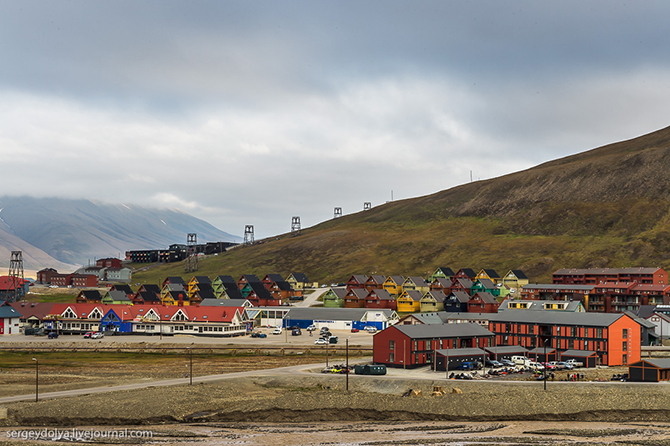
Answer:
[
  {"left": 364, "top": 326, "right": 378, "bottom": 333},
  {"left": 528, "top": 361, "right": 545, "bottom": 371},
  {"left": 485, "top": 359, "right": 502, "bottom": 368},
  {"left": 83, "top": 331, "right": 93, "bottom": 339},
  {"left": 251, "top": 332, "right": 267, "bottom": 338},
  {"left": 91, "top": 332, "right": 104, "bottom": 339},
  {"left": 314, "top": 338, "right": 328, "bottom": 345},
  {"left": 565, "top": 359, "right": 584, "bottom": 368},
  {"left": 351, "top": 328, "right": 360, "bottom": 333},
  {"left": 557, "top": 361, "right": 574, "bottom": 370},
  {"left": 500, "top": 359, "right": 515, "bottom": 367},
  {"left": 456, "top": 362, "right": 475, "bottom": 371},
  {"left": 291, "top": 328, "right": 302, "bottom": 336},
  {"left": 548, "top": 361, "right": 564, "bottom": 370},
  {"left": 306, "top": 325, "right": 316, "bottom": 332},
  {"left": 328, "top": 336, "right": 338, "bottom": 344},
  {"left": 272, "top": 328, "right": 282, "bottom": 335},
  {"left": 47, "top": 332, "right": 59, "bottom": 339}
]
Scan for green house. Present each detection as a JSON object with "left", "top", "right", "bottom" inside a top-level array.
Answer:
[
  {"left": 471, "top": 278, "right": 500, "bottom": 297},
  {"left": 429, "top": 267, "right": 454, "bottom": 282},
  {"left": 101, "top": 290, "right": 133, "bottom": 305},
  {"left": 322, "top": 288, "right": 346, "bottom": 308}
]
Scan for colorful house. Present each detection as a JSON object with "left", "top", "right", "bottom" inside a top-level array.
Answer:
[
  {"left": 475, "top": 269, "right": 501, "bottom": 284},
  {"left": 420, "top": 290, "right": 446, "bottom": 313},
  {"left": 429, "top": 267, "right": 454, "bottom": 282},
  {"left": 383, "top": 276, "right": 405, "bottom": 297},
  {"left": 212, "top": 275, "right": 238, "bottom": 298},
  {"left": 346, "top": 275, "right": 368, "bottom": 290},
  {"left": 467, "top": 292, "right": 500, "bottom": 313},
  {"left": 502, "top": 270, "right": 529, "bottom": 291},
  {"left": 286, "top": 273, "right": 310, "bottom": 290},
  {"left": 101, "top": 290, "right": 133, "bottom": 305},
  {"left": 323, "top": 288, "right": 347, "bottom": 308},
  {"left": 444, "top": 291, "right": 470, "bottom": 312},
  {"left": 365, "top": 289, "right": 397, "bottom": 311},
  {"left": 471, "top": 278, "right": 500, "bottom": 297},
  {"left": 396, "top": 290, "right": 423, "bottom": 313},
  {"left": 344, "top": 288, "right": 368, "bottom": 309},
  {"left": 364, "top": 275, "right": 387, "bottom": 291},
  {"left": 402, "top": 277, "right": 430, "bottom": 295}
]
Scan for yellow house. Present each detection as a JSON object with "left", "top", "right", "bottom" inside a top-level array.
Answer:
[
  {"left": 402, "top": 276, "right": 430, "bottom": 294},
  {"left": 420, "top": 290, "right": 445, "bottom": 312},
  {"left": 383, "top": 275, "right": 405, "bottom": 297},
  {"left": 286, "top": 273, "right": 310, "bottom": 290},
  {"left": 188, "top": 276, "right": 212, "bottom": 299},
  {"left": 161, "top": 284, "right": 188, "bottom": 305},
  {"left": 502, "top": 270, "right": 529, "bottom": 291},
  {"left": 396, "top": 290, "right": 423, "bottom": 313},
  {"left": 475, "top": 269, "right": 501, "bottom": 284}
]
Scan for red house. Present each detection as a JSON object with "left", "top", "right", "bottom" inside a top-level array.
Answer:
[
  {"left": 365, "top": 289, "right": 397, "bottom": 311},
  {"left": 467, "top": 292, "right": 499, "bottom": 313},
  {"left": 346, "top": 275, "right": 368, "bottom": 291},
  {"left": 343, "top": 288, "right": 368, "bottom": 308}
]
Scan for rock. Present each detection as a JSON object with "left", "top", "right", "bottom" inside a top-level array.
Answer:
[{"left": 452, "top": 388, "right": 463, "bottom": 394}]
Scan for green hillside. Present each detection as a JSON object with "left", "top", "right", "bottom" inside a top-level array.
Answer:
[{"left": 132, "top": 125, "right": 670, "bottom": 285}]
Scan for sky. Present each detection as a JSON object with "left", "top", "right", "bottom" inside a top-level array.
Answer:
[{"left": 2, "top": 1, "right": 670, "bottom": 240}]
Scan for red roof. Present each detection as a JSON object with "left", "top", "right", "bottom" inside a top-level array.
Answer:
[{"left": 0, "top": 276, "right": 29, "bottom": 291}]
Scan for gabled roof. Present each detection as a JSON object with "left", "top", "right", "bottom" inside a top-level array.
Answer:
[
  {"left": 469, "top": 292, "right": 498, "bottom": 305},
  {"left": 324, "top": 288, "right": 348, "bottom": 299},
  {"left": 222, "top": 284, "right": 244, "bottom": 300},
  {"left": 365, "top": 275, "right": 387, "bottom": 285},
  {"left": 138, "top": 284, "right": 161, "bottom": 295},
  {"left": 105, "top": 290, "right": 131, "bottom": 302},
  {"left": 434, "top": 267, "right": 454, "bottom": 277},
  {"left": 481, "top": 269, "right": 500, "bottom": 279},
  {"left": 405, "top": 276, "right": 427, "bottom": 286},
  {"left": 78, "top": 290, "right": 102, "bottom": 301},
  {"left": 446, "top": 291, "right": 470, "bottom": 303},
  {"left": 9, "top": 302, "right": 54, "bottom": 319},
  {"left": 422, "top": 290, "right": 447, "bottom": 301},
  {"left": 288, "top": 272, "right": 310, "bottom": 283},
  {"left": 193, "top": 289, "right": 217, "bottom": 300},
  {"left": 247, "top": 281, "right": 273, "bottom": 299},
  {"left": 455, "top": 268, "right": 477, "bottom": 279},
  {"left": 0, "top": 302, "right": 22, "bottom": 318},
  {"left": 385, "top": 275, "right": 405, "bottom": 285},
  {"left": 163, "top": 283, "right": 186, "bottom": 292},
  {"left": 452, "top": 278, "right": 473, "bottom": 289},
  {"left": 346, "top": 288, "right": 369, "bottom": 300},
  {"left": 435, "top": 347, "right": 486, "bottom": 357},
  {"left": 367, "top": 288, "right": 394, "bottom": 301},
  {"left": 348, "top": 275, "right": 368, "bottom": 284},
  {"left": 0, "top": 276, "right": 29, "bottom": 291},
  {"left": 191, "top": 276, "right": 212, "bottom": 284},
  {"left": 473, "top": 278, "right": 496, "bottom": 289},
  {"left": 214, "top": 275, "right": 237, "bottom": 284},
  {"left": 431, "top": 278, "right": 453, "bottom": 288},
  {"left": 400, "top": 290, "right": 423, "bottom": 302},
  {"left": 510, "top": 270, "right": 528, "bottom": 280},
  {"left": 264, "top": 274, "right": 285, "bottom": 282},
  {"left": 110, "top": 284, "right": 133, "bottom": 295},
  {"left": 239, "top": 274, "right": 261, "bottom": 283},
  {"left": 164, "top": 276, "right": 186, "bottom": 285},
  {"left": 134, "top": 291, "right": 161, "bottom": 303}
]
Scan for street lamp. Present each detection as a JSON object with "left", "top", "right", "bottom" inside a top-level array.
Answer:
[
  {"left": 346, "top": 337, "right": 350, "bottom": 391},
  {"left": 187, "top": 348, "right": 193, "bottom": 385},
  {"left": 32, "top": 358, "right": 38, "bottom": 402}
]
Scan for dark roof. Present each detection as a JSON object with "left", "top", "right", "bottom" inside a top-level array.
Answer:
[
  {"left": 511, "top": 270, "right": 528, "bottom": 280},
  {"left": 79, "top": 290, "right": 102, "bottom": 301},
  {"left": 401, "top": 290, "right": 423, "bottom": 302},
  {"left": 484, "top": 346, "right": 529, "bottom": 355},
  {"left": 432, "top": 278, "right": 453, "bottom": 288},
  {"left": 192, "top": 276, "right": 212, "bottom": 284},
  {"left": 435, "top": 347, "right": 486, "bottom": 357},
  {"left": 454, "top": 278, "right": 473, "bottom": 288},
  {"left": 264, "top": 274, "right": 285, "bottom": 282},
  {"left": 560, "top": 349, "right": 597, "bottom": 358},
  {"left": 435, "top": 267, "right": 454, "bottom": 277},
  {"left": 473, "top": 278, "right": 496, "bottom": 289},
  {"left": 273, "top": 281, "right": 293, "bottom": 291},
  {"left": 215, "top": 275, "right": 237, "bottom": 284},
  {"left": 139, "top": 284, "right": 161, "bottom": 295},
  {"left": 622, "top": 310, "right": 656, "bottom": 329},
  {"left": 290, "top": 273, "right": 310, "bottom": 283},
  {"left": 366, "top": 275, "right": 387, "bottom": 284},
  {"left": 239, "top": 274, "right": 261, "bottom": 283},
  {"left": 223, "top": 284, "right": 244, "bottom": 299},
  {"left": 194, "top": 289, "right": 217, "bottom": 300},
  {"left": 632, "top": 359, "right": 670, "bottom": 369},
  {"left": 457, "top": 268, "right": 477, "bottom": 279},
  {"left": 482, "top": 269, "right": 500, "bottom": 278},
  {"left": 392, "top": 323, "right": 493, "bottom": 339},
  {"left": 111, "top": 284, "right": 133, "bottom": 294},
  {"left": 135, "top": 291, "right": 161, "bottom": 302},
  {"left": 165, "top": 276, "right": 186, "bottom": 285},
  {"left": 346, "top": 288, "right": 369, "bottom": 300},
  {"left": 386, "top": 275, "right": 405, "bottom": 284},
  {"left": 522, "top": 284, "right": 595, "bottom": 291},
  {"left": 193, "top": 283, "right": 215, "bottom": 293},
  {"left": 248, "top": 281, "right": 273, "bottom": 299},
  {"left": 368, "top": 289, "right": 394, "bottom": 301},
  {"left": 638, "top": 305, "right": 659, "bottom": 319},
  {"left": 324, "top": 288, "right": 348, "bottom": 299},
  {"left": 348, "top": 275, "right": 367, "bottom": 284},
  {"left": 424, "top": 290, "right": 447, "bottom": 301},
  {"left": 277, "top": 307, "right": 396, "bottom": 321}
]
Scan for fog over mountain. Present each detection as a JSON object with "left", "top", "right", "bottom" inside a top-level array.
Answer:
[{"left": 0, "top": 197, "right": 240, "bottom": 269}]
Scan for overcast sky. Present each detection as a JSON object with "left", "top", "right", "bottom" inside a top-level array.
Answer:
[{"left": 2, "top": 1, "right": 670, "bottom": 239}]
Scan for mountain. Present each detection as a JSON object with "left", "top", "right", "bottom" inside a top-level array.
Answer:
[
  {"left": 0, "top": 197, "right": 240, "bottom": 269},
  {"left": 133, "top": 124, "right": 670, "bottom": 285}
]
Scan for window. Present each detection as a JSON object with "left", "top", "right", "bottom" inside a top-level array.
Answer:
[
  {"left": 623, "top": 341, "right": 628, "bottom": 351},
  {"left": 622, "top": 328, "right": 628, "bottom": 338},
  {"left": 568, "top": 339, "right": 574, "bottom": 349},
  {"left": 570, "top": 327, "right": 576, "bottom": 337},
  {"left": 389, "top": 340, "right": 394, "bottom": 350},
  {"left": 596, "top": 328, "right": 603, "bottom": 338}
]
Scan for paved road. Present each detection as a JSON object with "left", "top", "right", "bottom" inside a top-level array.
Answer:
[{"left": 294, "top": 287, "right": 329, "bottom": 307}]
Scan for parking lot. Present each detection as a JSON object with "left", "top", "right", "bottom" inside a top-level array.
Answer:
[{"left": 0, "top": 327, "right": 375, "bottom": 348}]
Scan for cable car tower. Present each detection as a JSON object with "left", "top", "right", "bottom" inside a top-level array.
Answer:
[{"left": 8, "top": 251, "right": 25, "bottom": 302}]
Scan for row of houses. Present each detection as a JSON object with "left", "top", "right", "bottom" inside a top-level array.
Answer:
[
  {"left": 74, "top": 273, "right": 313, "bottom": 307},
  {"left": 37, "top": 258, "right": 132, "bottom": 286},
  {"left": 345, "top": 268, "right": 529, "bottom": 297},
  {"left": 125, "top": 241, "right": 238, "bottom": 264},
  {"left": 373, "top": 309, "right": 643, "bottom": 368}
]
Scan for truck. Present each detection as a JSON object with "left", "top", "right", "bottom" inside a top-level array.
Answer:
[{"left": 564, "top": 359, "right": 584, "bottom": 368}]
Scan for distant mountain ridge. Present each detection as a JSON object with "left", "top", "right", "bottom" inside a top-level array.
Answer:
[
  {"left": 140, "top": 124, "right": 670, "bottom": 284},
  {"left": 0, "top": 197, "right": 240, "bottom": 269}
]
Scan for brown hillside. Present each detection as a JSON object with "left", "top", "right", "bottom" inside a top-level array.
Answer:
[{"left": 133, "top": 125, "right": 670, "bottom": 285}]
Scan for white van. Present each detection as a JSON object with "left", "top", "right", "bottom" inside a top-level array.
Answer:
[{"left": 511, "top": 356, "right": 530, "bottom": 366}]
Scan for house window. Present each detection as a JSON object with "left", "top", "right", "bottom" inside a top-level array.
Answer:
[
  {"left": 622, "top": 328, "right": 628, "bottom": 338},
  {"left": 623, "top": 341, "right": 627, "bottom": 351},
  {"left": 622, "top": 354, "right": 627, "bottom": 365},
  {"left": 570, "top": 327, "right": 576, "bottom": 337},
  {"left": 528, "top": 325, "right": 535, "bottom": 334},
  {"left": 389, "top": 340, "right": 394, "bottom": 351},
  {"left": 413, "top": 340, "right": 418, "bottom": 351},
  {"left": 505, "top": 323, "right": 511, "bottom": 332},
  {"left": 389, "top": 352, "right": 395, "bottom": 362},
  {"left": 568, "top": 339, "right": 574, "bottom": 349}
]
